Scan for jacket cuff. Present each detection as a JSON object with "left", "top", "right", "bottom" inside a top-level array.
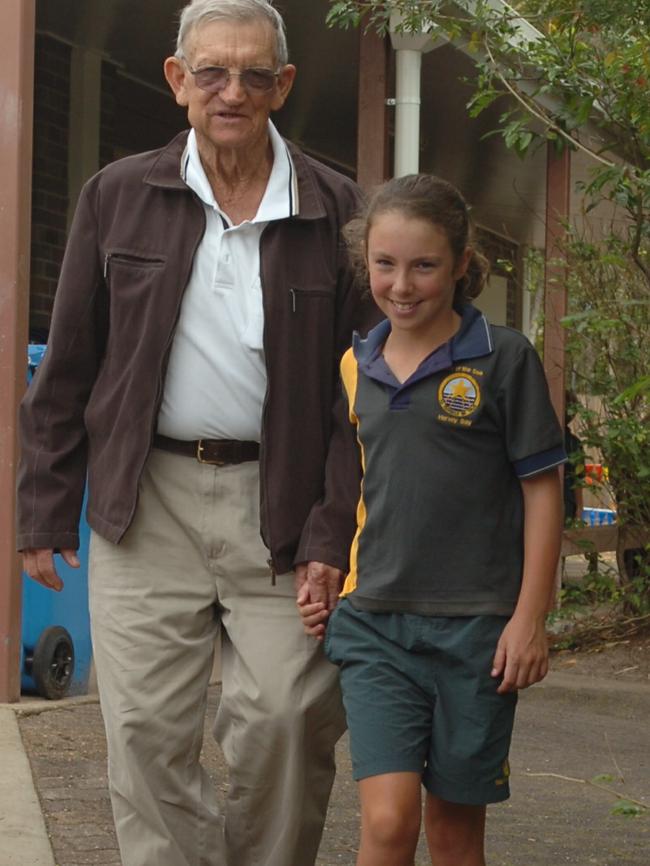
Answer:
[
  {"left": 16, "top": 531, "right": 80, "bottom": 553},
  {"left": 293, "top": 543, "right": 350, "bottom": 574}
]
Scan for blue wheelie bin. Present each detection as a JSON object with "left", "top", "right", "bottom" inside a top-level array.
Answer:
[{"left": 20, "top": 344, "right": 93, "bottom": 699}]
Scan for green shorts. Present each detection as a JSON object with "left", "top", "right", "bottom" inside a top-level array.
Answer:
[{"left": 324, "top": 598, "right": 517, "bottom": 805}]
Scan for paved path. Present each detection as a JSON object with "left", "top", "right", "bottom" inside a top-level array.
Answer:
[
  {"left": 6, "top": 672, "right": 649, "bottom": 866},
  {"left": 0, "top": 708, "right": 54, "bottom": 866}
]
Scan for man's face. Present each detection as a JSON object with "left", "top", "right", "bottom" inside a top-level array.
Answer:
[{"left": 165, "top": 18, "right": 296, "bottom": 154}]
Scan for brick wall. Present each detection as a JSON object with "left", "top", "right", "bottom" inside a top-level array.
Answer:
[
  {"left": 30, "top": 35, "right": 71, "bottom": 337},
  {"left": 101, "top": 63, "right": 185, "bottom": 165},
  {"left": 29, "top": 39, "right": 183, "bottom": 335}
]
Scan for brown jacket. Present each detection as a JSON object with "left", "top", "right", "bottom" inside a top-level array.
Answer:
[{"left": 17, "top": 131, "right": 367, "bottom": 574}]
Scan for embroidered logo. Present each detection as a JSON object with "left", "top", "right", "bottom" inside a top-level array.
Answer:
[{"left": 438, "top": 374, "right": 481, "bottom": 418}]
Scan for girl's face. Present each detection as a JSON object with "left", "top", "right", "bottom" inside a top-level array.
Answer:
[{"left": 366, "top": 210, "right": 470, "bottom": 340}]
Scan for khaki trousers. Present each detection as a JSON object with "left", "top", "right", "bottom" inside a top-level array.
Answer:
[{"left": 89, "top": 449, "right": 345, "bottom": 866}]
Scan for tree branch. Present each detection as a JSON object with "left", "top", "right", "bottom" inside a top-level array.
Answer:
[{"left": 483, "top": 39, "right": 616, "bottom": 168}]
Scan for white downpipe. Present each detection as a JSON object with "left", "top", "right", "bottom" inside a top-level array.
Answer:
[
  {"left": 389, "top": 11, "right": 442, "bottom": 178},
  {"left": 394, "top": 48, "right": 423, "bottom": 177}
]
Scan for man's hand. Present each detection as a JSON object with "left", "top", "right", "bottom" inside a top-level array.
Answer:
[
  {"left": 22, "top": 548, "right": 80, "bottom": 592},
  {"left": 295, "top": 561, "right": 344, "bottom": 640},
  {"left": 294, "top": 561, "right": 343, "bottom": 611},
  {"left": 491, "top": 611, "right": 549, "bottom": 694}
]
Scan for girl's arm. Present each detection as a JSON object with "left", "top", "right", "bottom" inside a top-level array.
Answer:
[{"left": 491, "top": 467, "right": 563, "bottom": 694}]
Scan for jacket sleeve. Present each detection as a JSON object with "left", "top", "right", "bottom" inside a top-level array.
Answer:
[
  {"left": 16, "top": 179, "right": 108, "bottom": 551},
  {"left": 294, "top": 209, "right": 377, "bottom": 572}
]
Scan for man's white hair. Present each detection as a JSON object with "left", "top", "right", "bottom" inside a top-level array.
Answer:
[{"left": 175, "top": 0, "right": 289, "bottom": 65}]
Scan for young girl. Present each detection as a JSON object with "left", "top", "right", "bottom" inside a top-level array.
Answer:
[{"left": 298, "top": 174, "right": 565, "bottom": 866}]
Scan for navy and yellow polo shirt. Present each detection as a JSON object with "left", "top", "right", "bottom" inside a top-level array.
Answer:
[{"left": 340, "top": 305, "right": 566, "bottom": 617}]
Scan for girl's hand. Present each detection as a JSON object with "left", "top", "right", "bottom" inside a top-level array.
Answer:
[
  {"left": 490, "top": 612, "right": 549, "bottom": 694},
  {"left": 296, "top": 581, "right": 330, "bottom": 640},
  {"left": 491, "top": 468, "right": 561, "bottom": 694}
]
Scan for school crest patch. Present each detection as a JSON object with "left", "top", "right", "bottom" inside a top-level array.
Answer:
[{"left": 438, "top": 373, "right": 481, "bottom": 418}]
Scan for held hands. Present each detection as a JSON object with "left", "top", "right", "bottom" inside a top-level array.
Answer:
[
  {"left": 491, "top": 611, "right": 549, "bottom": 694},
  {"left": 295, "top": 561, "right": 343, "bottom": 641},
  {"left": 22, "top": 548, "right": 80, "bottom": 592}
]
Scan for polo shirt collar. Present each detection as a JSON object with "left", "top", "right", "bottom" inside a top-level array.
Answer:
[
  {"left": 144, "top": 131, "right": 329, "bottom": 221},
  {"left": 450, "top": 303, "right": 494, "bottom": 361},
  {"left": 352, "top": 304, "right": 494, "bottom": 378},
  {"left": 180, "top": 121, "right": 298, "bottom": 222}
]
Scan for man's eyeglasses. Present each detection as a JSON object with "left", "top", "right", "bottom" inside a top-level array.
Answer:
[{"left": 184, "top": 63, "right": 280, "bottom": 94}]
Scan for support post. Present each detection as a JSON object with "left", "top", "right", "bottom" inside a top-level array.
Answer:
[
  {"left": 68, "top": 46, "right": 102, "bottom": 226},
  {"left": 357, "top": 28, "right": 389, "bottom": 191},
  {"left": 0, "top": 0, "right": 35, "bottom": 703},
  {"left": 543, "top": 143, "right": 571, "bottom": 426},
  {"left": 543, "top": 143, "right": 571, "bottom": 604}
]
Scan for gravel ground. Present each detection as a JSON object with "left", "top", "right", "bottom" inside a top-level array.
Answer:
[
  {"left": 18, "top": 658, "right": 650, "bottom": 866},
  {"left": 15, "top": 551, "right": 650, "bottom": 865}
]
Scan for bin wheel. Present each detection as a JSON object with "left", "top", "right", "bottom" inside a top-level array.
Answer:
[{"left": 32, "top": 626, "right": 75, "bottom": 700}]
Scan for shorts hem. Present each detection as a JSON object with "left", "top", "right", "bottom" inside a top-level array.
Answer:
[
  {"left": 422, "top": 777, "right": 511, "bottom": 806},
  {"left": 353, "top": 758, "right": 424, "bottom": 782}
]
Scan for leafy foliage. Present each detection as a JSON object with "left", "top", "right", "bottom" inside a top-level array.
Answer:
[
  {"left": 610, "top": 799, "right": 645, "bottom": 818},
  {"left": 327, "top": 0, "right": 650, "bottom": 275},
  {"left": 562, "top": 234, "right": 649, "bottom": 526},
  {"left": 561, "top": 231, "right": 649, "bottom": 608}
]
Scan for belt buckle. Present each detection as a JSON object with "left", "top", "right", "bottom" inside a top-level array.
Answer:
[{"left": 196, "top": 440, "right": 225, "bottom": 466}]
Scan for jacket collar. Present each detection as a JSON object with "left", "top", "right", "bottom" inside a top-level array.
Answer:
[
  {"left": 143, "top": 130, "right": 327, "bottom": 221},
  {"left": 352, "top": 304, "right": 494, "bottom": 367}
]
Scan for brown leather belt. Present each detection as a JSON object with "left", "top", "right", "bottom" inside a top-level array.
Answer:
[{"left": 153, "top": 434, "right": 259, "bottom": 466}]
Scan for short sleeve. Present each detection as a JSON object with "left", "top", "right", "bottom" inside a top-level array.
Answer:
[{"left": 498, "top": 341, "right": 566, "bottom": 478}]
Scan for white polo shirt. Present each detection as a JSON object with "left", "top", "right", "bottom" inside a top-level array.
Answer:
[{"left": 157, "top": 122, "right": 298, "bottom": 442}]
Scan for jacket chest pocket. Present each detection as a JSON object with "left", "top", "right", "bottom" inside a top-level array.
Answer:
[
  {"left": 104, "top": 250, "right": 167, "bottom": 281},
  {"left": 288, "top": 286, "right": 334, "bottom": 313},
  {"left": 103, "top": 250, "right": 171, "bottom": 332}
]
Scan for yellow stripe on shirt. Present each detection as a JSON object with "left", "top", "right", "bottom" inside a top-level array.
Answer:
[{"left": 340, "top": 349, "right": 366, "bottom": 597}]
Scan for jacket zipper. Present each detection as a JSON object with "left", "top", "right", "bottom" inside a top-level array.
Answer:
[{"left": 259, "top": 223, "right": 276, "bottom": 583}]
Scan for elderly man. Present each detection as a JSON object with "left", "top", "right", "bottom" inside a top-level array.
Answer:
[{"left": 17, "top": 2, "right": 367, "bottom": 864}]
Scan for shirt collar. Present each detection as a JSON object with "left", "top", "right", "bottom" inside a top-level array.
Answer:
[
  {"left": 450, "top": 303, "right": 494, "bottom": 361},
  {"left": 180, "top": 121, "right": 298, "bottom": 222},
  {"left": 353, "top": 304, "right": 494, "bottom": 374},
  {"left": 144, "top": 131, "right": 328, "bottom": 221}
]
